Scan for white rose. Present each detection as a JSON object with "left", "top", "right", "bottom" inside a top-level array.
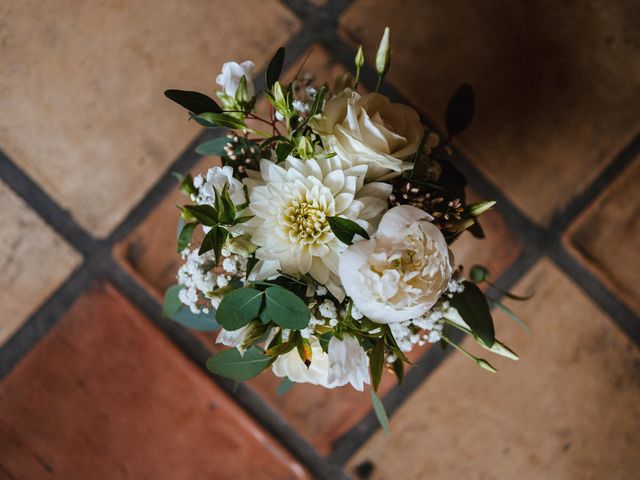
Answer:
[
  {"left": 215, "top": 324, "right": 253, "bottom": 354},
  {"left": 197, "top": 165, "right": 246, "bottom": 207},
  {"left": 338, "top": 205, "right": 452, "bottom": 323},
  {"left": 310, "top": 89, "right": 423, "bottom": 180},
  {"left": 272, "top": 336, "right": 335, "bottom": 387},
  {"left": 327, "top": 335, "right": 370, "bottom": 391},
  {"left": 216, "top": 60, "right": 256, "bottom": 98}
]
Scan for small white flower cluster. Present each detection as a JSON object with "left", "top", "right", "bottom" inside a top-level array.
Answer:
[
  {"left": 176, "top": 247, "right": 246, "bottom": 313},
  {"left": 388, "top": 301, "right": 449, "bottom": 354}
]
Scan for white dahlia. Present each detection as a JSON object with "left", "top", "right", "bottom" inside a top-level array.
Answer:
[{"left": 242, "top": 156, "right": 391, "bottom": 300}]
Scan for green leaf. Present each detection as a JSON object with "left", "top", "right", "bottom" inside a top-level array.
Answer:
[
  {"left": 181, "top": 204, "right": 217, "bottom": 226},
  {"left": 215, "top": 183, "right": 235, "bottom": 224},
  {"left": 276, "top": 377, "right": 294, "bottom": 396},
  {"left": 172, "top": 172, "right": 197, "bottom": 196},
  {"left": 264, "top": 287, "right": 310, "bottom": 330},
  {"left": 265, "top": 47, "right": 285, "bottom": 89},
  {"left": 216, "top": 287, "right": 264, "bottom": 331},
  {"left": 195, "top": 136, "right": 230, "bottom": 156},
  {"left": 450, "top": 281, "right": 495, "bottom": 347},
  {"left": 276, "top": 142, "right": 293, "bottom": 163},
  {"left": 467, "top": 220, "right": 485, "bottom": 239},
  {"left": 370, "top": 390, "right": 390, "bottom": 435},
  {"left": 327, "top": 216, "right": 370, "bottom": 245},
  {"left": 162, "top": 285, "right": 219, "bottom": 331},
  {"left": 233, "top": 215, "right": 254, "bottom": 224},
  {"left": 445, "top": 83, "right": 475, "bottom": 137},
  {"left": 206, "top": 346, "right": 270, "bottom": 381},
  {"left": 193, "top": 112, "right": 246, "bottom": 130},
  {"left": 164, "top": 89, "right": 222, "bottom": 114},
  {"left": 177, "top": 222, "right": 197, "bottom": 253},
  {"left": 370, "top": 337, "right": 385, "bottom": 391},
  {"left": 492, "top": 300, "right": 530, "bottom": 333},
  {"left": 198, "top": 226, "right": 228, "bottom": 264},
  {"left": 309, "top": 85, "right": 327, "bottom": 117},
  {"left": 391, "top": 358, "right": 404, "bottom": 384}
]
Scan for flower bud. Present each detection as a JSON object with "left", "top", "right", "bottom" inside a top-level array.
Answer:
[
  {"left": 355, "top": 45, "right": 364, "bottom": 69},
  {"left": 226, "top": 234, "right": 257, "bottom": 257},
  {"left": 467, "top": 200, "right": 496, "bottom": 217},
  {"left": 375, "top": 27, "right": 391, "bottom": 78},
  {"left": 470, "top": 265, "right": 490, "bottom": 283},
  {"left": 297, "top": 136, "right": 314, "bottom": 159},
  {"left": 234, "top": 74, "right": 251, "bottom": 105}
]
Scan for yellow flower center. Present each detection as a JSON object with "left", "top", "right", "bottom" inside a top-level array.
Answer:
[{"left": 283, "top": 201, "right": 331, "bottom": 245}]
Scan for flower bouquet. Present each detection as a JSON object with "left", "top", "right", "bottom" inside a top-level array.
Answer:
[{"left": 162, "top": 28, "right": 526, "bottom": 427}]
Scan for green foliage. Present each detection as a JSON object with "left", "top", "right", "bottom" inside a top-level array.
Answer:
[
  {"left": 172, "top": 172, "right": 197, "bottom": 196},
  {"left": 391, "top": 358, "right": 404, "bottom": 384},
  {"left": 327, "top": 216, "right": 370, "bottom": 245},
  {"left": 369, "top": 337, "right": 386, "bottom": 391},
  {"left": 276, "top": 377, "right": 294, "bottom": 396},
  {"left": 264, "top": 286, "right": 311, "bottom": 330},
  {"left": 470, "top": 265, "right": 491, "bottom": 283},
  {"left": 198, "top": 226, "right": 228, "bottom": 264},
  {"left": 192, "top": 112, "right": 246, "bottom": 130},
  {"left": 164, "top": 89, "right": 221, "bottom": 114},
  {"left": 445, "top": 84, "right": 475, "bottom": 137},
  {"left": 370, "top": 390, "right": 390, "bottom": 435},
  {"left": 177, "top": 222, "right": 197, "bottom": 253},
  {"left": 493, "top": 300, "right": 530, "bottom": 333},
  {"left": 180, "top": 204, "right": 217, "bottom": 226},
  {"left": 162, "top": 284, "right": 219, "bottom": 331},
  {"left": 266, "top": 47, "right": 285, "bottom": 89},
  {"left": 450, "top": 281, "right": 495, "bottom": 347},
  {"left": 195, "top": 136, "right": 230, "bottom": 156},
  {"left": 215, "top": 287, "right": 264, "bottom": 331},
  {"left": 206, "top": 346, "right": 270, "bottom": 381}
]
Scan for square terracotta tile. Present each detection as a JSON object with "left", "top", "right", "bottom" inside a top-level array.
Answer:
[
  {"left": 0, "top": 0, "right": 299, "bottom": 237},
  {"left": 347, "top": 259, "right": 640, "bottom": 479},
  {"left": 567, "top": 156, "right": 640, "bottom": 316},
  {"left": 0, "top": 179, "right": 81, "bottom": 345},
  {"left": 341, "top": 0, "right": 640, "bottom": 226},
  {"left": 0, "top": 283, "right": 308, "bottom": 479}
]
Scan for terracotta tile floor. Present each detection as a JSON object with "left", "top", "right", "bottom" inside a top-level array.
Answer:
[{"left": 1, "top": 1, "right": 639, "bottom": 479}]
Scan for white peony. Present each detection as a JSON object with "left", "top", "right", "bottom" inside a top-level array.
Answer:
[
  {"left": 272, "top": 336, "right": 335, "bottom": 387},
  {"left": 197, "top": 165, "right": 246, "bottom": 207},
  {"left": 338, "top": 205, "right": 452, "bottom": 323},
  {"left": 310, "top": 89, "right": 423, "bottom": 181},
  {"left": 242, "top": 156, "right": 391, "bottom": 300},
  {"left": 327, "top": 335, "right": 370, "bottom": 391},
  {"left": 216, "top": 60, "right": 256, "bottom": 98}
]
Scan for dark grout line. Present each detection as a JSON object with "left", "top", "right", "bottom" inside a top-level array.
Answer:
[{"left": 0, "top": 263, "right": 94, "bottom": 378}]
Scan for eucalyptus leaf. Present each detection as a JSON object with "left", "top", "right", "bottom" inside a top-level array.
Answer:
[
  {"left": 450, "top": 281, "right": 495, "bottom": 347},
  {"left": 445, "top": 83, "right": 475, "bottom": 137},
  {"left": 493, "top": 300, "right": 530, "bottom": 333},
  {"left": 276, "top": 377, "right": 294, "bottom": 396},
  {"left": 216, "top": 287, "right": 264, "bottom": 331},
  {"left": 327, "top": 216, "right": 370, "bottom": 245},
  {"left": 164, "top": 89, "right": 222, "bottom": 114},
  {"left": 264, "top": 287, "right": 310, "bottom": 330},
  {"left": 206, "top": 346, "right": 270, "bottom": 381},
  {"left": 266, "top": 47, "right": 285, "bottom": 89},
  {"left": 177, "top": 222, "right": 197, "bottom": 253},
  {"left": 162, "top": 284, "right": 219, "bottom": 331},
  {"left": 370, "top": 390, "right": 390, "bottom": 435},
  {"left": 195, "top": 136, "right": 230, "bottom": 156}
]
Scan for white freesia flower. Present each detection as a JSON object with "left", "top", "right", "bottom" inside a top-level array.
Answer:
[
  {"left": 272, "top": 336, "right": 335, "bottom": 387},
  {"left": 216, "top": 324, "right": 253, "bottom": 354},
  {"left": 327, "top": 335, "right": 370, "bottom": 391},
  {"left": 242, "top": 156, "right": 391, "bottom": 300},
  {"left": 310, "top": 89, "right": 422, "bottom": 180},
  {"left": 197, "top": 165, "right": 246, "bottom": 206},
  {"left": 339, "top": 205, "right": 452, "bottom": 323},
  {"left": 216, "top": 60, "right": 256, "bottom": 98}
]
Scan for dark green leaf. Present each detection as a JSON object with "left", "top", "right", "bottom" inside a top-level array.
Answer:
[
  {"left": 206, "top": 345, "right": 270, "bottom": 381},
  {"left": 266, "top": 339, "right": 297, "bottom": 357},
  {"left": 391, "top": 358, "right": 404, "bottom": 384},
  {"left": 318, "top": 332, "right": 332, "bottom": 353},
  {"left": 177, "top": 222, "right": 197, "bottom": 253},
  {"left": 162, "top": 284, "right": 183, "bottom": 318},
  {"left": 193, "top": 112, "right": 246, "bottom": 130},
  {"left": 370, "top": 390, "right": 390, "bottom": 435},
  {"left": 309, "top": 85, "right": 327, "bottom": 117},
  {"left": 370, "top": 337, "right": 385, "bottom": 391},
  {"left": 445, "top": 83, "right": 474, "bottom": 137},
  {"left": 233, "top": 215, "right": 254, "bottom": 224},
  {"left": 164, "top": 89, "right": 222, "bottom": 114},
  {"left": 172, "top": 172, "right": 197, "bottom": 196},
  {"left": 467, "top": 220, "right": 485, "bottom": 239},
  {"left": 264, "top": 286, "right": 310, "bottom": 330},
  {"left": 276, "top": 142, "right": 293, "bottom": 163},
  {"left": 450, "top": 281, "right": 495, "bottom": 347},
  {"left": 195, "top": 136, "right": 230, "bottom": 156},
  {"left": 261, "top": 135, "right": 290, "bottom": 150},
  {"left": 265, "top": 47, "right": 285, "bottom": 89},
  {"left": 181, "top": 204, "right": 217, "bottom": 226},
  {"left": 216, "top": 287, "right": 264, "bottom": 331},
  {"left": 276, "top": 377, "right": 294, "bottom": 396},
  {"left": 492, "top": 300, "right": 530, "bottom": 333},
  {"left": 216, "top": 183, "right": 235, "bottom": 224},
  {"left": 327, "top": 216, "right": 370, "bottom": 245},
  {"left": 383, "top": 325, "right": 410, "bottom": 363},
  {"left": 199, "top": 227, "right": 229, "bottom": 265}
]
